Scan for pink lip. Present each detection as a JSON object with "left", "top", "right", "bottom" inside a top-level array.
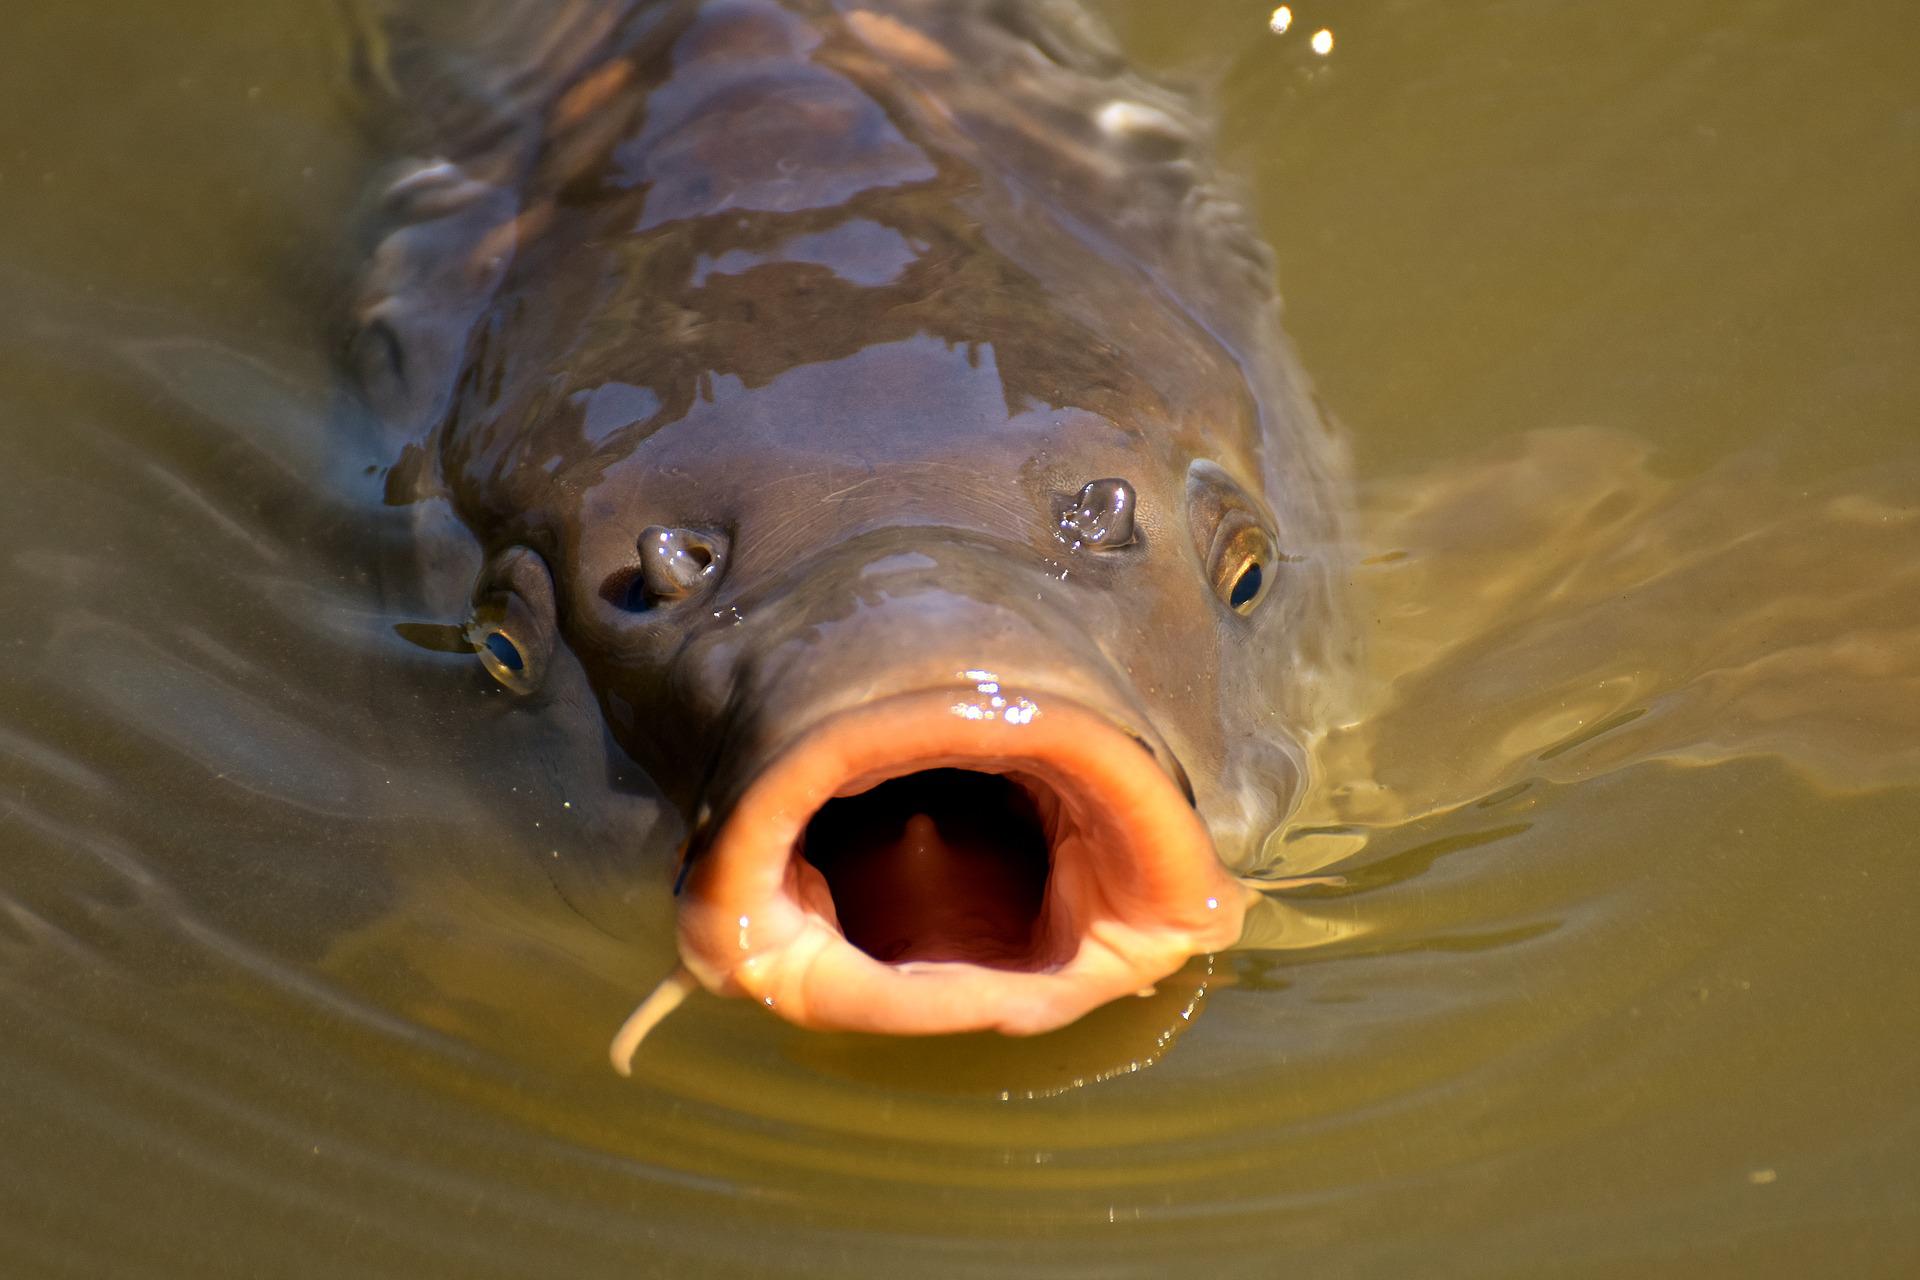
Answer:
[{"left": 673, "top": 686, "right": 1251, "bottom": 1036}]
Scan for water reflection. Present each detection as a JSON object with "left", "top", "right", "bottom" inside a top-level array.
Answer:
[{"left": 1284, "top": 428, "right": 1920, "bottom": 872}]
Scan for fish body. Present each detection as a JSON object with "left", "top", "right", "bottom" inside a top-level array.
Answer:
[{"left": 349, "top": 0, "right": 1351, "bottom": 1039}]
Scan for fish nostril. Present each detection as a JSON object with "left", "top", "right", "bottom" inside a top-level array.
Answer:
[
  {"left": 1056, "top": 478, "right": 1137, "bottom": 551},
  {"left": 606, "top": 525, "right": 725, "bottom": 612}
]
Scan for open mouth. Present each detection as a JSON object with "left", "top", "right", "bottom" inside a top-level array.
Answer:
[
  {"left": 669, "top": 687, "right": 1250, "bottom": 1037},
  {"left": 803, "top": 768, "right": 1059, "bottom": 969}
]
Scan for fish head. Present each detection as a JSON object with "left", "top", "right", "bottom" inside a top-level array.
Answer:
[
  {"left": 454, "top": 308, "right": 1335, "bottom": 1036},
  {"left": 355, "top": 0, "right": 1349, "bottom": 1041}
]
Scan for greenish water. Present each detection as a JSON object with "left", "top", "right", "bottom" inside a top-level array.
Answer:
[{"left": 2, "top": 1, "right": 1916, "bottom": 1276}]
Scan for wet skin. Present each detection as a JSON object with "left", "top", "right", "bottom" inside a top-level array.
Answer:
[{"left": 351, "top": 0, "right": 1351, "bottom": 1039}]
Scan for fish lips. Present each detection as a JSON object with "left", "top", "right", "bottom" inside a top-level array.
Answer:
[{"left": 676, "top": 685, "right": 1251, "bottom": 1036}]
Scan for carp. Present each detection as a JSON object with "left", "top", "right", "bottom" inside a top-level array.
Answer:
[{"left": 345, "top": 0, "right": 1350, "bottom": 1066}]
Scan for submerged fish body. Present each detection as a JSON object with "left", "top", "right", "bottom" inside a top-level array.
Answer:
[{"left": 349, "top": 0, "right": 1351, "bottom": 1042}]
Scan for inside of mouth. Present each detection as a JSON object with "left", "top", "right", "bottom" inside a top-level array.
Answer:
[{"left": 799, "top": 768, "right": 1060, "bottom": 969}]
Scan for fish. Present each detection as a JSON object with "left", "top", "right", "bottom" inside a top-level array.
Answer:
[{"left": 344, "top": 0, "right": 1352, "bottom": 1065}]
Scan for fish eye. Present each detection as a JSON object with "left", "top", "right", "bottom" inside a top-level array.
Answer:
[
  {"left": 1208, "top": 518, "right": 1277, "bottom": 616},
  {"left": 1229, "top": 559, "right": 1263, "bottom": 610},
  {"left": 1187, "top": 459, "right": 1282, "bottom": 619},
  {"left": 466, "top": 546, "right": 557, "bottom": 695},
  {"left": 482, "top": 630, "right": 526, "bottom": 674},
  {"left": 470, "top": 617, "right": 541, "bottom": 693}
]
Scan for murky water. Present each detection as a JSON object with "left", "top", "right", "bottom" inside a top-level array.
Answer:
[{"left": 4, "top": 1, "right": 1917, "bottom": 1275}]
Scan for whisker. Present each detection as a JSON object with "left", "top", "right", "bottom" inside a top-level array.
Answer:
[{"left": 608, "top": 965, "right": 699, "bottom": 1077}]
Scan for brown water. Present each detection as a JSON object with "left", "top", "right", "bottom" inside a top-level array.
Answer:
[{"left": 3, "top": 1, "right": 1917, "bottom": 1275}]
